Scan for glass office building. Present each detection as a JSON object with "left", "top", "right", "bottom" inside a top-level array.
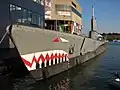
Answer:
[{"left": 0, "top": 0, "right": 45, "bottom": 48}]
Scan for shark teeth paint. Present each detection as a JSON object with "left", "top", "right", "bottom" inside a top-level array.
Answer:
[{"left": 21, "top": 50, "right": 69, "bottom": 71}]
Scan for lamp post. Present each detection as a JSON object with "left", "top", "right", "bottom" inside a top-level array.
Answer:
[{"left": 64, "top": 15, "right": 66, "bottom": 32}]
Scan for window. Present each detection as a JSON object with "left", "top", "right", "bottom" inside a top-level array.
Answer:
[
  {"left": 28, "top": 10, "right": 32, "bottom": 24},
  {"left": 36, "top": 14, "right": 40, "bottom": 26},
  {"left": 40, "top": 15, "right": 44, "bottom": 28},
  {"left": 72, "top": 2, "right": 76, "bottom": 8},
  {"left": 10, "top": 4, "right": 15, "bottom": 11},
  {"left": 22, "top": 9, "right": 28, "bottom": 23},
  {"left": 15, "top": 6, "right": 22, "bottom": 22},
  {"left": 32, "top": 13, "right": 37, "bottom": 24},
  {"left": 38, "top": 15, "right": 41, "bottom": 27},
  {"left": 9, "top": 4, "right": 16, "bottom": 21},
  {"left": 55, "top": 4, "right": 71, "bottom": 17},
  {"left": 66, "top": 5, "right": 71, "bottom": 11},
  {"left": 16, "top": 6, "right": 22, "bottom": 10},
  {"left": 33, "top": 0, "right": 41, "bottom": 4},
  {"left": 71, "top": 6, "right": 82, "bottom": 18},
  {"left": 55, "top": 4, "right": 71, "bottom": 11}
]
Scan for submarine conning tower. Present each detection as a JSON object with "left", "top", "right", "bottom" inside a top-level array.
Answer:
[{"left": 89, "top": 6, "right": 99, "bottom": 39}]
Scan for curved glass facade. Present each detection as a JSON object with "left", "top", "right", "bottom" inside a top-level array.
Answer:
[{"left": 9, "top": 4, "right": 44, "bottom": 28}]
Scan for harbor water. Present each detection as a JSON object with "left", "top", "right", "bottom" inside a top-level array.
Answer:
[{"left": 12, "top": 42, "right": 120, "bottom": 90}]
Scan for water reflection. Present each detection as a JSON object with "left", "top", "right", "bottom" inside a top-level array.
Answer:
[
  {"left": 13, "top": 67, "right": 71, "bottom": 90},
  {"left": 48, "top": 78, "right": 69, "bottom": 90},
  {"left": 13, "top": 51, "right": 107, "bottom": 90}
]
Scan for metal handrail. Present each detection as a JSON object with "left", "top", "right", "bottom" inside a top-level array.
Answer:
[{"left": 0, "top": 25, "right": 12, "bottom": 45}]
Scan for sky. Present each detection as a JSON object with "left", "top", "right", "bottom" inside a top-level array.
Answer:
[{"left": 78, "top": 0, "right": 120, "bottom": 34}]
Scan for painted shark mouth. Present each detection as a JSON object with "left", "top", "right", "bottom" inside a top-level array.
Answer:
[{"left": 21, "top": 50, "right": 69, "bottom": 71}]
